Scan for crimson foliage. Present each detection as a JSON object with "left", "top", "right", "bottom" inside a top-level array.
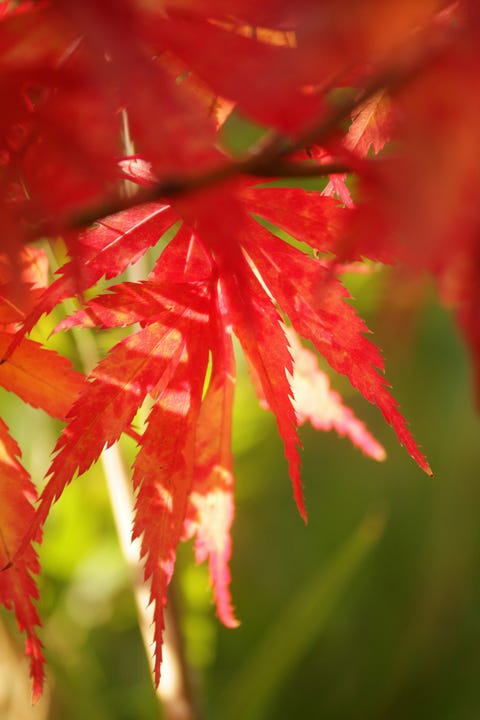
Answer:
[{"left": 0, "top": 0, "right": 478, "bottom": 700}]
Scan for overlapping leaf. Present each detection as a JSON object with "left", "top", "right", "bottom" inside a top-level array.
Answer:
[
  {"left": 0, "top": 418, "right": 44, "bottom": 701},
  {"left": 186, "top": 283, "right": 239, "bottom": 627},
  {"left": 285, "top": 327, "right": 386, "bottom": 461},
  {"left": 240, "top": 214, "right": 431, "bottom": 474},
  {"left": 143, "top": 11, "right": 322, "bottom": 133},
  {"left": 9, "top": 202, "right": 177, "bottom": 349},
  {"left": 132, "top": 317, "right": 210, "bottom": 684},
  {"left": 0, "top": 332, "right": 84, "bottom": 419},
  {"left": 26, "top": 293, "right": 207, "bottom": 539},
  {"left": 176, "top": 187, "right": 306, "bottom": 517},
  {"left": 0, "top": 244, "right": 48, "bottom": 326}
]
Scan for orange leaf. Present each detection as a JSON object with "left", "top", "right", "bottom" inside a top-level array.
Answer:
[{"left": 0, "top": 332, "right": 84, "bottom": 420}]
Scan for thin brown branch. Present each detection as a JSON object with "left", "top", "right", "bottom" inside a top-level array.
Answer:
[
  {"left": 63, "top": 159, "right": 348, "bottom": 232},
  {"left": 26, "top": 21, "right": 450, "bottom": 240}
]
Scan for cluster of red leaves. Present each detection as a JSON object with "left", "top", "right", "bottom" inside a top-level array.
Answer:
[{"left": 0, "top": 0, "right": 479, "bottom": 700}]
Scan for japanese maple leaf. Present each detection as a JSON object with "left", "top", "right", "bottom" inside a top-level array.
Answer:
[
  {"left": 0, "top": 418, "right": 44, "bottom": 702},
  {"left": 340, "top": 17, "right": 480, "bottom": 392},
  {"left": 4, "top": 201, "right": 178, "bottom": 358},
  {"left": 0, "top": 330, "right": 85, "bottom": 702},
  {"left": 0, "top": 244, "right": 49, "bottom": 327},
  {"left": 8, "top": 233, "right": 215, "bottom": 685},
  {"left": 0, "top": 332, "right": 84, "bottom": 420},
  {"left": 142, "top": 10, "right": 322, "bottom": 133},
  {"left": 131, "top": 320, "right": 210, "bottom": 684},
  {"left": 185, "top": 283, "right": 239, "bottom": 628},
  {"left": 0, "top": 323, "right": 84, "bottom": 704},
  {"left": 321, "top": 90, "right": 394, "bottom": 207},
  {"left": 238, "top": 214, "right": 430, "bottom": 475},
  {"left": 284, "top": 327, "right": 386, "bottom": 461},
  {"left": 199, "top": 180, "right": 426, "bottom": 471},
  {"left": 144, "top": 1, "right": 442, "bottom": 137},
  {"left": 6, "top": 164, "right": 432, "bottom": 700}
]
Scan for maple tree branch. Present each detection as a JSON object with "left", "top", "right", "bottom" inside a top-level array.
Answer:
[
  {"left": 60, "top": 160, "right": 348, "bottom": 233},
  {"left": 25, "top": 22, "right": 448, "bottom": 241},
  {"left": 21, "top": 158, "right": 347, "bottom": 241}
]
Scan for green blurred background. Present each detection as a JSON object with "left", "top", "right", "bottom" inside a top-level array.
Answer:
[{"left": 1, "top": 112, "right": 480, "bottom": 719}]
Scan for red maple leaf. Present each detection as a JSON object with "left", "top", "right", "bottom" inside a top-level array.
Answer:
[
  {"left": 10, "top": 177, "right": 430, "bottom": 691},
  {"left": 284, "top": 327, "right": 386, "bottom": 461}
]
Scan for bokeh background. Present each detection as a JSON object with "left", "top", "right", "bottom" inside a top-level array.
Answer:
[{"left": 1, "top": 114, "right": 480, "bottom": 720}]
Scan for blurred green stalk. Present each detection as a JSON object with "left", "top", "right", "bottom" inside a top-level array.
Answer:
[{"left": 220, "top": 511, "right": 386, "bottom": 720}]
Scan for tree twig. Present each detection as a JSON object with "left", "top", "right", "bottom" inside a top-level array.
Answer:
[{"left": 22, "top": 16, "right": 451, "bottom": 245}]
